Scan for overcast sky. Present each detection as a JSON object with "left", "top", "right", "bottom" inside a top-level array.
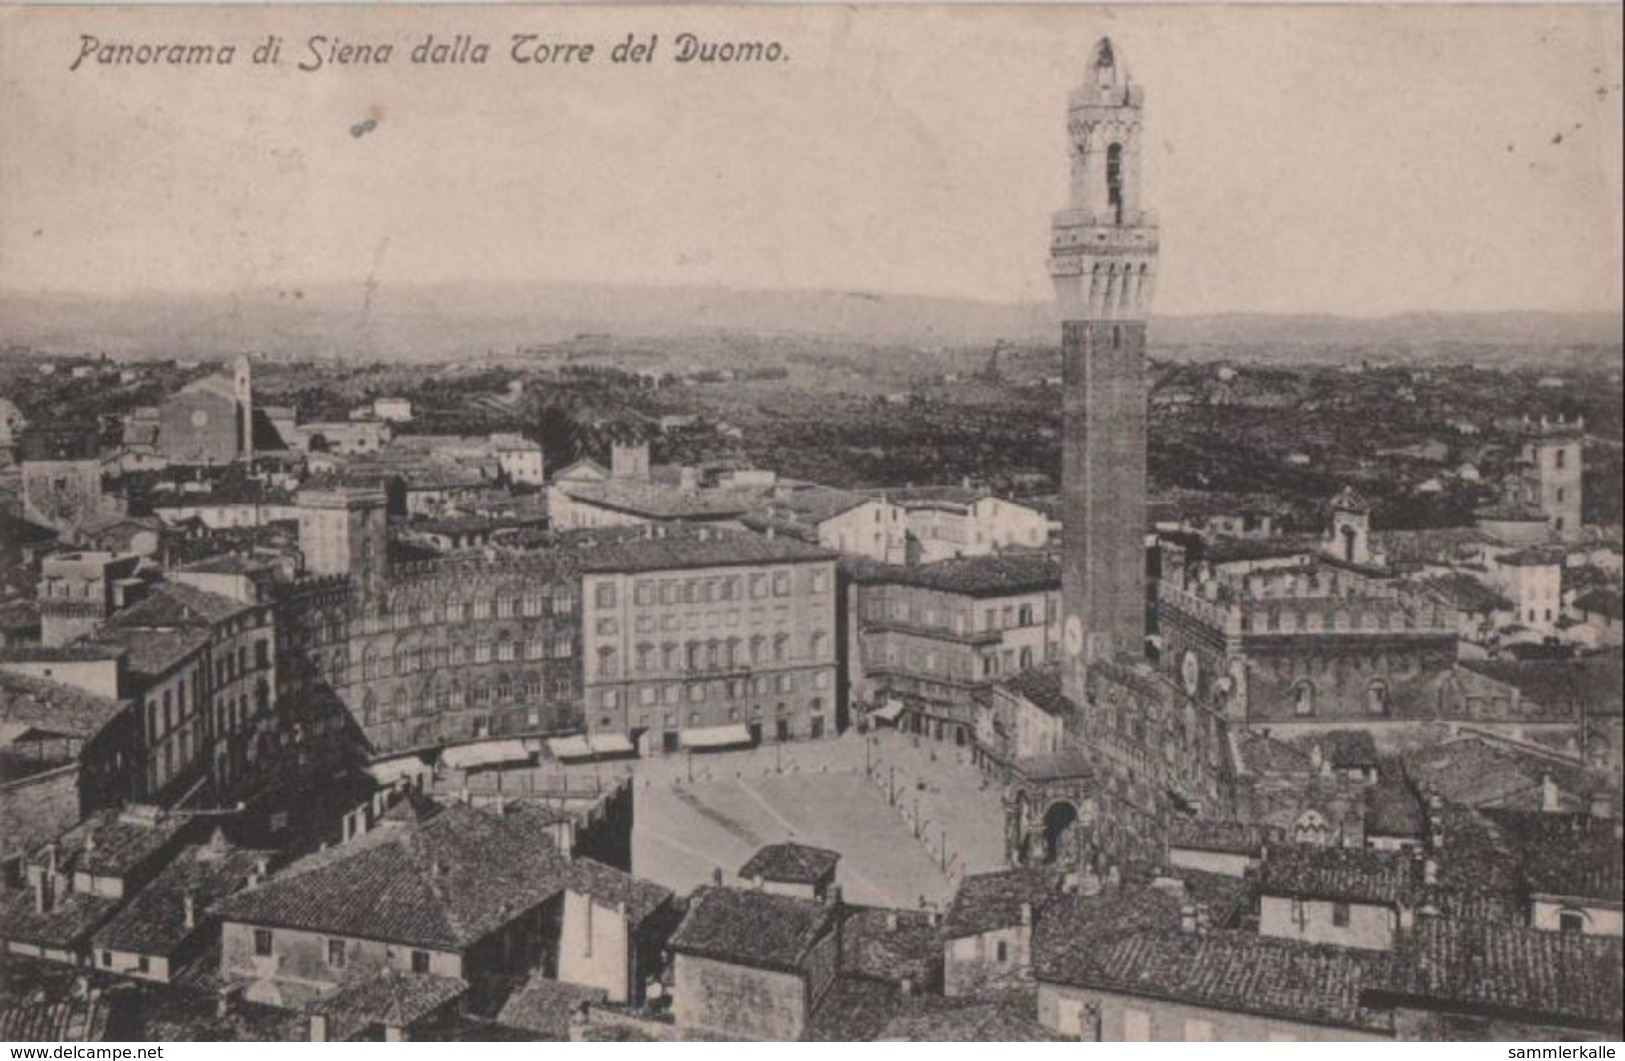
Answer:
[{"left": 2, "top": 4, "right": 1621, "bottom": 316}]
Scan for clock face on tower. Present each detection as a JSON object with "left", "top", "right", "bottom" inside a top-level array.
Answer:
[
  {"left": 1064, "top": 616, "right": 1084, "bottom": 659},
  {"left": 1181, "top": 649, "right": 1201, "bottom": 696}
]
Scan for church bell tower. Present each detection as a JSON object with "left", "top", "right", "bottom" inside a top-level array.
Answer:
[{"left": 1051, "top": 38, "right": 1159, "bottom": 706}]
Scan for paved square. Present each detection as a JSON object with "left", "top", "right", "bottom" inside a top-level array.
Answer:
[{"left": 617, "top": 731, "right": 1010, "bottom": 908}]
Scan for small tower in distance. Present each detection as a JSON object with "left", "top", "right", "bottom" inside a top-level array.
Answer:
[
  {"left": 1522, "top": 415, "right": 1584, "bottom": 538},
  {"left": 1050, "top": 38, "right": 1160, "bottom": 706},
  {"left": 233, "top": 355, "right": 254, "bottom": 462},
  {"left": 1326, "top": 486, "right": 1373, "bottom": 566}
]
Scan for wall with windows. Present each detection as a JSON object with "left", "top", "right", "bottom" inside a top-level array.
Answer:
[
  {"left": 328, "top": 556, "right": 582, "bottom": 756},
  {"left": 850, "top": 580, "right": 1059, "bottom": 719},
  {"left": 1531, "top": 898, "right": 1623, "bottom": 938},
  {"left": 220, "top": 919, "right": 461, "bottom": 989},
  {"left": 580, "top": 558, "right": 838, "bottom": 753},
  {"left": 1258, "top": 894, "right": 1396, "bottom": 951},
  {"left": 1037, "top": 982, "right": 1387, "bottom": 1042}
]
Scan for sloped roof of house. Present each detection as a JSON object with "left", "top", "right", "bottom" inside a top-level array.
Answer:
[
  {"left": 838, "top": 905, "right": 940, "bottom": 987},
  {"left": 91, "top": 834, "right": 271, "bottom": 956},
  {"left": 1480, "top": 808, "right": 1624, "bottom": 903},
  {"left": 878, "top": 999, "right": 1065, "bottom": 1041},
  {"left": 106, "top": 581, "right": 253, "bottom": 629},
  {"left": 311, "top": 971, "right": 468, "bottom": 1041},
  {"left": 845, "top": 553, "right": 1060, "bottom": 597},
  {"left": 493, "top": 973, "right": 605, "bottom": 1039},
  {"left": 213, "top": 803, "right": 567, "bottom": 951},
  {"left": 1036, "top": 926, "right": 1394, "bottom": 1034},
  {"left": 668, "top": 886, "right": 837, "bottom": 973},
  {"left": 1379, "top": 919, "right": 1623, "bottom": 1032},
  {"left": 739, "top": 842, "right": 841, "bottom": 887},
  {"left": 1259, "top": 845, "right": 1417, "bottom": 906},
  {"left": 0, "top": 670, "right": 127, "bottom": 742},
  {"left": 562, "top": 858, "right": 673, "bottom": 926},
  {"left": 942, "top": 867, "right": 1060, "bottom": 940}
]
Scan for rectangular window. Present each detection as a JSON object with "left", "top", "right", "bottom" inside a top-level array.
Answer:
[
  {"left": 254, "top": 928, "right": 273, "bottom": 956},
  {"left": 1332, "top": 902, "right": 1351, "bottom": 927},
  {"left": 411, "top": 950, "right": 431, "bottom": 974},
  {"left": 328, "top": 939, "right": 346, "bottom": 968}
]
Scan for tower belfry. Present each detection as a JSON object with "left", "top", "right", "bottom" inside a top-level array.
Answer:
[{"left": 1051, "top": 37, "right": 1159, "bottom": 705}]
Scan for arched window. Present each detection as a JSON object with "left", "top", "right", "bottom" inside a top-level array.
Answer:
[
  {"left": 1294, "top": 681, "right": 1315, "bottom": 717},
  {"left": 361, "top": 691, "right": 378, "bottom": 726},
  {"left": 1106, "top": 142, "right": 1124, "bottom": 221}
]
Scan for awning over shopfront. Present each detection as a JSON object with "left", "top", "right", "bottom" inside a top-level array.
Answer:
[
  {"left": 681, "top": 723, "right": 754, "bottom": 751},
  {"left": 547, "top": 733, "right": 638, "bottom": 761},
  {"left": 440, "top": 739, "right": 533, "bottom": 771},
  {"left": 368, "top": 754, "right": 431, "bottom": 786},
  {"left": 547, "top": 735, "right": 594, "bottom": 761},
  {"left": 589, "top": 733, "right": 636, "bottom": 757},
  {"left": 872, "top": 701, "right": 906, "bottom": 724}
]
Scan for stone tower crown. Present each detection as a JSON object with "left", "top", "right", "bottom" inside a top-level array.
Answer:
[{"left": 1050, "top": 36, "right": 1159, "bottom": 323}]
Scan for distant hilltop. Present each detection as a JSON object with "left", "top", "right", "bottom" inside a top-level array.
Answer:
[{"left": 0, "top": 284, "right": 1619, "bottom": 365}]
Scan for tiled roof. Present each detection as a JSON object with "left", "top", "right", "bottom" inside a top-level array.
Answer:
[
  {"left": 1260, "top": 845, "right": 1416, "bottom": 906},
  {"left": 738, "top": 842, "right": 840, "bottom": 886},
  {"left": 1032, "top": 886, "right": 1183, "bottom": 978},
  {"left": 1231, "top": 728, "right": 1314, "bottom": 777},
  {"left": 493, "top": 973, "right": 605, "bottom": 1039},
  {"left": 943, "top": 867, "right": 1060, "bottom": 940},
  {"left": 0, "top": 643, "right": 124, "bottom": 663},
  {"left": 668, "top": 886, "right": 837, "bottom": 973},
  {"left": 1037, "top": 926, "right": 1394, "bottom": 1034},
  {"left": 33, "top": 806, "right": 190, "bottom": 879},
  {"left": 108, "top": 581, "right": 253, "bottom": 628},
  {"left": 1480, "top": 808, "right": 1624, "bottom": 903},
  {"left": 571, "top": 528, "right": 834, "bottom": 574},
  {"left": 176, "top": 553, "right": 278, "bottom": 576},
  {"left": 1167, "top": 817, "right": 1279, "bottom": 855},
  {"left": 1290, "top": 730, "right": 1380, "bottom": 769},
  {"left": 92, "top": 626, "right": 210, "bottom": 677},
  {"left": 838, "top": 905, "right": 940, "bottom": 986},
  {"left": 560, "top": 480, "right": 757, "bottom": 521},
  {"left": 750, "top": 486, "right": 872, "bottom": 527},
  {"left": 878, "top": 998, "right": 1064, "bottom": 1041},
  {"left": 1381, "top": 920, "right": 1623, "bottom": 1032},
  {"left": 1001, "top": 667, "right": 1072, "bottom": 720},
  {"left": 1423, "top": 800, "right": 1524, "bottom": 908},
  {"left": 0, "top": 670, "right": 127, "bottom": 741},
  {"left": 1459, "top": 653, "right": 1622, "bottom": 718},
  {"left": 563, "top": 858, "right": 673, "bottom": 925},
  {"left": 1418, "top": 572, "right": 1512, "bottom": 614},
  {"left": 1402, "top": 737, "right": 1593, "bottom": 810},
  {"left": 213, "top": 803, "right": 566, "bottom": 951},
  {"left": 1363, "top": 772, "right": 1426, "bottom": 839},
  {"left": 311, "top": 971, "right": 467, "bottom": 1041},
  {"left": 1573, "top": 588, "right": 1623, "bottom": 620},
  {"left": 90, "top": 836, "right": 270, "bottom": 956},
  {"left": 0, "top": 890, "right": 120, "bottom": 948},
  {"left": 845, "top": 553, "right": 1060, "bottom": 598}
]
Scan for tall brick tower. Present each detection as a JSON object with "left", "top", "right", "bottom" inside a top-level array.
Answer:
[{"left": 1050, "top": 38, "right": 1159, "bottom": 706}]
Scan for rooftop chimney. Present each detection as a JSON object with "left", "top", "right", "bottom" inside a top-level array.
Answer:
[
  {"left": 183, "top": 890, "right": 197, "bottom": 930},
  {"left": 712, "top": 867, "right": 724, "bottom": 887},
  {"left": 1179, "top": 904, "right": 1198, "bottom": 934},
  {"left": 1541, "top": 774, "right": 1560, "bottom": 813}
]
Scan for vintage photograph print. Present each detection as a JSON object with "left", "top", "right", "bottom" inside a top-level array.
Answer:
[{"left": 0, "top": 2, "right": 1621, "bottom": 1044}]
